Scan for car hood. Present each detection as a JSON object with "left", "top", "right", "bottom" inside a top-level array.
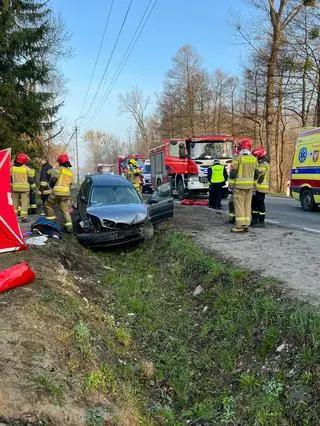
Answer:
[{"left": 86, "top": 203, "right": 149, "bottom": 225}]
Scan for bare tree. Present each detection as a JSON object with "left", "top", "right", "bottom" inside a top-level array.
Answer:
[{"left": 119, "top": 87, "right": 151, "bottom": 150}]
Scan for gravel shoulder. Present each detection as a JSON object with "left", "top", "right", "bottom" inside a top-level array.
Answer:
[{"left": 172, "top": 203, "right": 320, "bottom": 304}]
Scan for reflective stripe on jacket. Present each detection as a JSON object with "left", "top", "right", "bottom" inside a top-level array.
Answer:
[
  {"left": 210, "top": 164, "right": 225, "bottom": 184},
  {"left": 52, "top": 166, "right": 73, "bottom": 196},
  {"left": 11, "top": 165, "right": 31, "bottom": 192},
  {"left": 229, "top": 154, "right": 258, "bottom": 190},
  {"left": 28, "top": 168, "right": 37, "bottom": 190},
  {"left": 39, "top": 162, "right": 53, "bottom": 194},
  {"left": 256, "top": 161, "right": 270, "bottom": 193}
]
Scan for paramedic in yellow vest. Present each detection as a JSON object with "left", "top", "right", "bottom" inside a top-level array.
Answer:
[
  {"left": 229, "top": 139, "right": 259, "bottom": 233},
  {"left": 46, "top": 153, "right": 73, "bottom": 232},
  {"left": 126, "top": 159, "right": 142, "bottom": 193},
  {"left": 207, "top": 159, "right": 228, "bottom": 209},
  {"left": 11, "top": 153, "right": 35, "bottom": 223},
  {"left": 251, "top": 147, "right": 270, "bottom": 227}
]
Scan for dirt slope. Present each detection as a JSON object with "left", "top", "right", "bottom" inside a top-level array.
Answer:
[
  {"left": 0, "top": 236, "right": 148, "bottom": 425},
  {"left": 173, "top": 203, "right": 320, "bottom": 303}
]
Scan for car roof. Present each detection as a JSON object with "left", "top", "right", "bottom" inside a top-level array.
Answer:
[{"left": 88, "top": 174, "right": 131, "bottom": 187}]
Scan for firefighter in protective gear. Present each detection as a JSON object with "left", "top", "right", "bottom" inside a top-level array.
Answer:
[
  {"left": 126, "top": 158, "right": 142, "bottom": 193},
  {"left": 11, "top": 153, "right": 35, "bottom": 223},
  {"left": 45, "top": 153, "right": 73, "bottom": 232},
  {"left": 28, "top": 166, "right": 37, "bottom": 214},
  {"left": 229, "top": 139, "right": 259, "bottom": 233},
  {"left": 38, "top": 159, "right": 53, "bottom": 215},
  {"left": 207, "top": 160, "right": 228, "bottom": 209},
  {"left": 251, "top": 147, "right": 270, "bottom": 227}
]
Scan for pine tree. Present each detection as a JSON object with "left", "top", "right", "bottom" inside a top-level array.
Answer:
[{"left": 0, "top": 0, "right": 62, "bottom": 154}]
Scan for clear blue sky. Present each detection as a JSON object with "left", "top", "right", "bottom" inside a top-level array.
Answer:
[{"left": 51, "top": 0, "right": 250, "bottom": 146}]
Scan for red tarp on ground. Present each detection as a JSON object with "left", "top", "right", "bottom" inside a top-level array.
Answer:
[
  {"left": 180, "top": 199, "right": 209, "bottom": 206},
  {"left": 0, "top": 148, "right": 27, "bottom": 253}
]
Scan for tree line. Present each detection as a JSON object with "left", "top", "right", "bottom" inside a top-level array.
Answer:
[
  {"left": 94, "top": 0, "right": 319, "bottom": 191},
  {"left": 0, "top": 0, "right": 69, "bottom": 157}
]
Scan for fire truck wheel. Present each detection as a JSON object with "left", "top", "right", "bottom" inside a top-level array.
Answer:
[{"left": 177, "top": 178, "right": 185, "bottom": 200}]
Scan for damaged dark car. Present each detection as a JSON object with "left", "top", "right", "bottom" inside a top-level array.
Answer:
[{"left": 72, "top": 174, "right": 174, "bottom": 248}]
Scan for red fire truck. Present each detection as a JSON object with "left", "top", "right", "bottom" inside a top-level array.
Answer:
[
  {"left": 117, "top": 154, "right": 146, "bottom": 176},
  {"left": 150, "top": 135, "right": 245, "bottom": 199}
]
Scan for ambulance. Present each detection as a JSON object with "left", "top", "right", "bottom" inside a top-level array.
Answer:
[{"left": 291, "top": 127, "right": 320, "bottom": 211}]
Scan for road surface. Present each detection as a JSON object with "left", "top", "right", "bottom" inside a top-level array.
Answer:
[
  {"left": 173, "top": 202, "right": 320, "bottom": 304},
  {"left": 264, "top": 196, "right": 320, "bottom": 232}
]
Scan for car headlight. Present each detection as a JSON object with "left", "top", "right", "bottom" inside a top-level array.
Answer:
[
  {"left": 189, "top": 176, "right": 199, "bottom": 183},
  {"left": 133, "top": 212, "right": 148, "bottom": 224}
]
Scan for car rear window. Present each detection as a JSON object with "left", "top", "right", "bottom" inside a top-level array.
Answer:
[
  {"left": 90, "top": 185, "right": 141, "bottom": 206},
  {"left": 143, "top": 165, "right": 151, "bottom": 173}
]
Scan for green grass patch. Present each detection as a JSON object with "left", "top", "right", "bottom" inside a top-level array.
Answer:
[{"left": 99, "top": 225, "right": 320, "bottom": 424}]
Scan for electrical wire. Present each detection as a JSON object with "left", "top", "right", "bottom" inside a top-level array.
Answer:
[
  {"left": 79, "top": 0, "right": 115, "bottom": 115},
  {"left": 86, "top": 0, "right": 158, "bottom": 126},
  {"left": 63, "top": 128, "right": 76, "bottom": 151},
  {"left": 83, "top": 0, "right": 134, "bottom": 120}
]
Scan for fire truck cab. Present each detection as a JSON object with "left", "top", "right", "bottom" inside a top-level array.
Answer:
[{"left": 150, "top": 135, "right": 235, "bottom": 199}]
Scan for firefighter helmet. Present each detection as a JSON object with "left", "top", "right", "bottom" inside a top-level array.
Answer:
[
  {"left": 252, "top": 147, "right": 267, "bottom": 159},
  {"left": 240, "top": 138, "right": 252, "bottom": 151},
  {"left": 57, "top": 153, "right": 70, "bottom": 164},
  {"left": 16, "top": 153, "right": 31, "bottom": 165},
  {"left": 129, "top": 159, "right": 137, "bottom": 167}
]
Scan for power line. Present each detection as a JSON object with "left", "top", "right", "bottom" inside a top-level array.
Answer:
[
  {"left": 63, "top": 128, "right": 76, "bottom": 151},
  {"left": 83, "top": 0, "right": 134, "bottom": 120},
  {"left": 79, "top": 0, "right": 115, "bottom": 115},
  {"left": 87, "top": 0, "right": 158, "bottom": 125}
]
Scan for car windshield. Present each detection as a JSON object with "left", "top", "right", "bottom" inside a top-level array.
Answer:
[
  {"left": 143, "top": 164, "right": 151, "bottom": 173},
  {"left": 90, "top": 185, "right": 141, "bottom": 206},
  {"left": 190, "top": 141, "right": 233, "bottom": 160}
]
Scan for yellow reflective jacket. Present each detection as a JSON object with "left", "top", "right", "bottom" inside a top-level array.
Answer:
[
  {"left": 127, "top": 168, "right": 141, "bottom": 190},
  {"left": 229, "top": 154, "right": 258, "bottom": 190},
  {"left": 28, "top": 167, "right": 37, "bottom": 190},
  {"left": 11, "top": 164, "right": 33, "bottom": 192},
  {"left": 210, "top": 164, "right": 225, "bottom": 184},
  {"left": 256, "top": 161, "right": 270, "bottom": 193},
  {"left": 52, "top": 166, "right": 73, "bottom": 197}
]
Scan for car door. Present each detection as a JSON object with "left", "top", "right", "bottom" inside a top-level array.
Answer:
[
  {"left": 147, "top": 183, "right": 174, "bottom": 224},
  {"left": 77, "top": 178, "right": 91, "bottom": 221}
]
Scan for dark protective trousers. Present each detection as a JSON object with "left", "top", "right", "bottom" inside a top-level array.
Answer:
[
  {"left": 252, "top": 191, "right": 266, "bottom": 224},
  {"left": 40, "top": 194, "right": 50, "bottom": 214},
  {"left": 209, "top": 183, "right": 223, "bottom": 208}
]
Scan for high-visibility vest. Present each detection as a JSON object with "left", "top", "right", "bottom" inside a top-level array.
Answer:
[
  {"left": 229, "top": 155, "right": 257, "bottom": 190},
  {"left": 210, "top": 164, "right": 225, "bottom": 184},
  {"left": 52, "top": 166, "right": 73, "bottom": 197},
  {"left": 256, "top": 161, "right": 270, "bottom": 193},
  {"left": 11, "top": 165, "right": 31, "bottom": 192}
]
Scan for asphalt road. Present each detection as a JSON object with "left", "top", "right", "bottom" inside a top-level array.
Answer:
[{"left": 264, "top": 196, "right": 320, "bottom": 232}]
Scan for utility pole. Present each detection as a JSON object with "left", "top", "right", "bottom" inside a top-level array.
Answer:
[
  {"left": 75, "top": 124, "right": 80, "bottom": 184},
  {"left": 75, "top": 116, "right": 84, "bottom": 185}
]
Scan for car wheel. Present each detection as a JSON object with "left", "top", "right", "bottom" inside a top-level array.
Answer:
[
  {"left": 177, "top": 178, "right": 185, "bottom": 200},
  {"left": 301, "top": 189, "right": 316, "bottom": 211}
]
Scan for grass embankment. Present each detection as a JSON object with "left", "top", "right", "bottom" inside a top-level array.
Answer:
[{"left": 98, "top": 226, "right": 320, "bottom": 425}]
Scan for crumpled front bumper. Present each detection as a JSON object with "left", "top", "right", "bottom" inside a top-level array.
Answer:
[{"left": 75, "top": 225, "right": 144, "bottom": 247}]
